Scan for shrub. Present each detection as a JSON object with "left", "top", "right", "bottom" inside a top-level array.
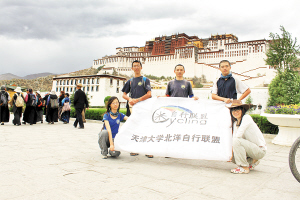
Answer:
[
  {"left": 70, "top": 108, "right": 126, "bottom": 121},
  {"left": 267, "top": 71, "right": 300, "bottom": 106},
  {"left": 250, "top": 114, "right": 279, "bottom": 134}
]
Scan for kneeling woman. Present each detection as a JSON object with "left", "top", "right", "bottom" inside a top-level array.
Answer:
[
  {"left": 228, "top": 100, "right": 267, "bottom": 174},
  {"left": 98, "top": 96, "right": 128, "bottom": 159}
]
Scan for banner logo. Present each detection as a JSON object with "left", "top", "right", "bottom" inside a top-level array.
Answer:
[{"left": 152, "top": 105, "right": 207, "bottom": 127}]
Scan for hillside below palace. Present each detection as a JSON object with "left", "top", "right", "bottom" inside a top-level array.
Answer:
[{"left": 93, "top": 33, "right": 276, "bottom": 87}]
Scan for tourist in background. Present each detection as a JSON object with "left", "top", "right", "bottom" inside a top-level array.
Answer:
[
  {"left": 212, "top": 60, "right": 251, "bottom": 103},
  {"left": 12, "top": 87, "right": 24, "bottom": 126},
  {"left": 227, "top": 100, "right": 266, "bottom": 174},
  {"left": 36, "top": 91, "right": 44, "bottom": 123},
  {"left": 24, "top": 88, "right": 37, "bottom": 125},
  {"left": 61, "top": 93, "right": 71, "bottom": 124},
  {"left": 46, "top": 91, "right": 59, "bottom": 124},
  {"left": 73, "top": 83, "right": 89, "bottom": 129},
  {"left": 58, "top": 91, "right": 65, "bottom": 121},
  {"left": 43, "top": 92, "right": 50, "bottom": 123},
  {"left": 98, "top": 96, "right": 128, "bottom": 159},
  {"left": 0, "top": 85, "right": 10, "bottom": 125}
]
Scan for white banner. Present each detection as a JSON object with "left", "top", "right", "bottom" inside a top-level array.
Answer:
[{"left": 115, "top": 97, "right": 232, "bottom": 161}]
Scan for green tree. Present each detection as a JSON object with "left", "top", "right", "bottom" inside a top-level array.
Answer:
[
  {"left": 266, "top": 26, "right": 300, "bottom": 106},
  {"left": 265, "top": 26, "right": 300, "bottom": 73},
  {"left": 267, "top": 71, "right": 300, "bottom": 106}
]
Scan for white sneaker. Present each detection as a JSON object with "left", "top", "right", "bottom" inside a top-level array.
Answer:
[{"left": 102, "top": 155, "right": 108, "bottom": 159}]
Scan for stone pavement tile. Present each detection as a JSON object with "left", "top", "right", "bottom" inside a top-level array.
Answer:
[
  {"left": 242, "top": 188, "right": 299, "bottom": 200},
  {"left": 140, "top": 179, "right": 193, "bottom": 198},
  {"left": 0, "top": 184, "right": 32, "bottom": 200},
  {"left": 57, "top": 161, "right": 94, "bottom": 172},
  {"left": 198, "top": 175, "right": 264, "bottom": 200},
  {"left": 172, "top": 190, "right": 225, "bottom": 200},
  {"left": 263, "top": 176, "right": 300, "bottom": 194},
  {"left": 62, "top": 169, "right": 108, "bottom": 184},
  {"left": 11, "top": 188, "right": 81, "bottom": 200},
  {"left": 99, "top": 185, "right": 168, "bottom": 200}
]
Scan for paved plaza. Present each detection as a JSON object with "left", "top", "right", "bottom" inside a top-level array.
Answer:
[{"left": 1, "top": 115, "right": 299, "bottom": 200}]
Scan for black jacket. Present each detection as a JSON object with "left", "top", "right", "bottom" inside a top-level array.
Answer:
[{"left": 74, "top": 89, "right": 89, "bottom": 109}]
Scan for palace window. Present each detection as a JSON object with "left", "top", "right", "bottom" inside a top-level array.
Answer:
[
  {"left": 91, "top": 86, "right": 94, "bottom": 92},
  {"left": 87, "top": 79, "right": 90, "bottom": 84},
  {"left": 87, "top": 86, "right": 89, "bottom": 92},
  {"left": 67, "top": 80, "right": 69, "bottom": 85},
  {"left": 116, "top": 88, "right": 119, "bottom": 93},
  {"left": 117, "top": 80, "right": 119, "bottom": 86},
  {"left": 82, "top": 87, "right": 85, "bottom": 92},
  {"left": 110, "top": 78, "right": 113, "bottom": 86},
  {"left": 83, "top": 79, "right": 86, "bottom": 84},
  {"left": 66, "top": 87, "right": 69, "bottom": 92},
  {"left": 70, "top": 87, "right": 73, "bottom": 92},
  {"left": 92, "top": 78, "right": 94, "bottom": 84},
  {"left": 96, "top": 86, "right": 99, "bottom": 91},
  {"left": 60, "top": 80, "right": 62, "bottom": 85},
  {"left": 71, "top": 80, "right": 73, "bottom": 85},
  {"left": 97, "top": 78, "right": 99, "bottom": 84}
]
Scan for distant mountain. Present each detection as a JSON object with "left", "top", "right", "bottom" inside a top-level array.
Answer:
[
  {"left": 23, "top": 73, "right": 55, "bottom": 80},
  {"left": 0, "top": 72, "right": 55, "bottom": 80},
  {"left": 0, "top": 73, "right": 22, "bottom": 80}
]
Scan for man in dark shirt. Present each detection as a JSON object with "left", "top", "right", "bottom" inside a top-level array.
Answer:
[
  {"left": 163, "top": 64, "right": 198, "bottom": 100},
  {"left": 73, "top": 83, "right": 89, "bottom": 129},
  {"left": 122, "top": 60, "right": 152, "bottom": 158},
  {"left": 212, "top": 60, "right": 251, "bottom": 103},
  {"left": 122, "top": 60, "right": 152, "bottom": 115}
]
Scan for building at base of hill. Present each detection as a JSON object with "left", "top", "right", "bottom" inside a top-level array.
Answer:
[
  {"left": 93, "top": 33, "right": 276, "bottom": 88},
  {"left": 52, "top": 74, "right": 127, "bottom": 107}
]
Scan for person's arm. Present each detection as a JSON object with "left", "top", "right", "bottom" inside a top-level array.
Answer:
[
  {"left": 104, "top": 120, "right": 114, "bottom": 151},
  {"left": 130, "top": 91, "right": 151, "bottom": 105},
  {"left": 238, "top": 88, "right": 251, "bottom": 101},
  {"left": 235, "top": 115, "right": 251, "bottom": 138},
  {"left": 212, "top": 93, "right": 232, "bottom": 103}
]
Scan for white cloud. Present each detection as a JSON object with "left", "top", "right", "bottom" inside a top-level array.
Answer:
[{"left": 0, "top": 0, "right": 300, "bottom": 76}]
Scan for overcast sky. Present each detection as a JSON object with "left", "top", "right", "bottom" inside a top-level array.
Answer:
[{"left": 1, "top": 0, "right": 299, "bottom": 76}]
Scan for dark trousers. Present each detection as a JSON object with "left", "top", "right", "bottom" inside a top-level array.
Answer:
[{"left": 74, "top": 108, "right": 84, "bottom": 128}]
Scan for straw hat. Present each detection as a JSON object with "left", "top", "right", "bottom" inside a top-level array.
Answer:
[
  {"left": 77, "top": 83, "right": 83, "bottom": 87},
  {"left": 36, "top": 90, "right": 41, "bottom": 95},
  {"left": 50, "top": 91, "right": 56, "bottom": 95},
  {"left": 14, "top": 87, "right": 22, "bottom": 93},
  {"left": 226, "top": 100, "right": 251, "bottom": 111}
]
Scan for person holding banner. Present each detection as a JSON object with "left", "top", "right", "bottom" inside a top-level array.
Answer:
[
  {"left": 228, "top": 100, "right": 266, "bottom": 174},
  {"left": 121, "top": 60, "right": 153, "bottom": 158},
  {"left": 211, "top": 60, "right": 251, "bottom": 103},
  {"left": 98, "top": 96, "right": 128, "bottom": 159},
  {"left": 162, "top": 64, "right": 198, "bottom": 100}
]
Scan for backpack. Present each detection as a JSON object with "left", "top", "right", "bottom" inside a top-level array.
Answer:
[
  {"left": 37, "top": 96, "right": 43, "bottom": 107},
  {"left": 0, "top": 93, "right": 8, "bottom": 106},
  {"left": 15, "top": 93, "right": 24, "bottom": 107},
  {"left": 29, "top": 94, "right": 37, "bottom": 107},
  {"left": 50, "top": 98, "right": 58, "bottom": 108}
]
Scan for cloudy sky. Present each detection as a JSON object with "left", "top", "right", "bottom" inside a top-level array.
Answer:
[{"left": 1, "top": 0, "right": 299, "bottom": 76}]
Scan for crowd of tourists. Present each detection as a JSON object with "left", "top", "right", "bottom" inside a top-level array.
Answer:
[
  {"left": 0, "top": 87, "right": 71, "bottom": 126},
  {"left": 0, "top": 59, "right": 267, "bottom": 174}
]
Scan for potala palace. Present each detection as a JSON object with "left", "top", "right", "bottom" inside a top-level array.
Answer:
[{"left": 93, "top": 33, "right": 276, "bottom": 87}]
